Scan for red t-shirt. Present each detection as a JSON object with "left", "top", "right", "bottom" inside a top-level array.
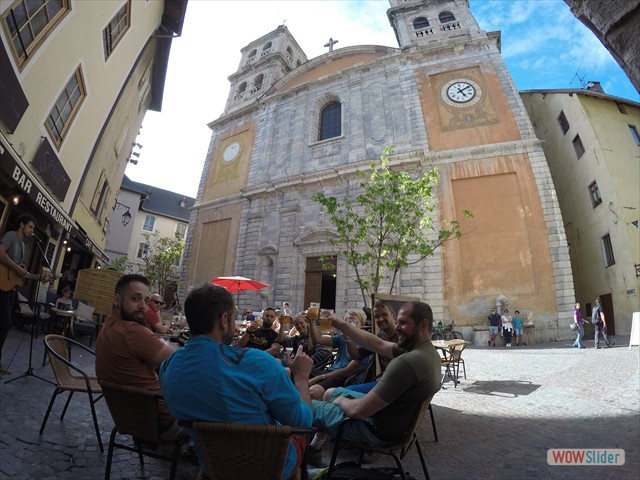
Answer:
[{"left": 145, "top": 305, "right": 161, "bottom": 326}]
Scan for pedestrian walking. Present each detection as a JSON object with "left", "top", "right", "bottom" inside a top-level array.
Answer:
[
  {"left": 592, "top": 297, "right": 614, "bottom": 349},
  {"left": 572, "top": 303, "right": 586, "bottom": 349}
]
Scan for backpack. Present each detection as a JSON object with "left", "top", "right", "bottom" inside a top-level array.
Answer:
[{"left": 592, "top": 305, "right": 602, "bottom": 324}]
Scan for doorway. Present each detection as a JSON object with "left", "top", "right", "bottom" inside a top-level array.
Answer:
[
  {"left": 600, "top": 292, "right": 615, "bottom": 335},
  {"left": 304, "top": 256, "right": 336, "bottom": 311}
]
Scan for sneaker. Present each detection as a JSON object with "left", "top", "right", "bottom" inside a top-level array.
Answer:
[
  {"left": 580, "top": 346, "right": 586, "bottom": 349},
  {"left": 0, "top": 363, "right": 11, "bottom": 375},
  {"left": 306, "top": 446, "right": 324, "bottom": 467},
  {"left": 523, "top": 343, "right": 527, "bottom": 346}
]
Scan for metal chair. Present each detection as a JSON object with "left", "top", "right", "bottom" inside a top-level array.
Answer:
[
  {"left": 99, "top": 380, "right": 186, "bottom": 480},
  {"left": 39, "top": 334, "right": 104, "bottom": 451},
  {"left": 190, "top": 422, "right": 316, "bottom": 480},
  {"left": 450, "top": 343, "right": 467, "bottom": 381},
  {"left": 326, "top": 394, "right": 435, "bottom": 480},
  {"left": 439, "top": 348, "right": 458, "bottom": 387}
]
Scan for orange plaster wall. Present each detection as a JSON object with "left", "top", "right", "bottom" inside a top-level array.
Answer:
[
  {"left": 278, "top": 53, "right": 383, "bottom": 92},
  {"left": 201, "top": 122, "right": 256, "bottom": 203},
  {"left": 439, "top": 155, "right": 557, "bottom": 325},
  {"left": 417, "top": 66, "right": 521, "bottom": 150}
]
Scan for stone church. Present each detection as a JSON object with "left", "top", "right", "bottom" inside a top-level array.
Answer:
[{"left": 183, "top": 0, "right": 574, "bottom": 340}]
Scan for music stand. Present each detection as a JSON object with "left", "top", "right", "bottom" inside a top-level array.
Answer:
[{"left": 5, "top": 238, "right": 55, "bottom": 385}]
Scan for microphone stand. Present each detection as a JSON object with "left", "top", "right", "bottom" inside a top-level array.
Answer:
[{"left": 5, "top": 237, "right": 55, "bottom": 385}]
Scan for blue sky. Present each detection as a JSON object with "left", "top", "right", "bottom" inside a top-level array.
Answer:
[{"left": 129, "top": 0, "right": 638, "bottom": 197}]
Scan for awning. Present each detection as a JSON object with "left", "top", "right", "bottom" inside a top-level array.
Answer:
[{"left": 1, "top": 133, "right": 109, "bottom": 264}]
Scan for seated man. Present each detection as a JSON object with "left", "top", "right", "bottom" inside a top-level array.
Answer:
[
  {"left": 95, "top": 274, "right": 181, "bottom": 440},
  {"left": 236, "top": 306, "right": 284, "bottom": 356},
  {"left": 159, "top": 283, "right": 313, "bottom": 480},
  {"left": 308, "top": 301, "right": 441, "bottom": 465},
  {"left": 307, "top": 311, "right": 369, "bottom": 400},
  {"left": 146, "top": 293, "right": 172, "bottom": 334}
]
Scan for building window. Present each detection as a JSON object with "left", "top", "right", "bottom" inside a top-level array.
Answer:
[
  {"left": 557, "top": 111, "right": 570, "bottom": 135},
  {"left": 616, "top": 102, "right": 627, "bottom": 114},
  {"left": 601, "top": 234, "right": 615, "bottom": 267},
  {"left": 319, "top": 101, "right": 341, "bottom": 140},
  {"left": 572, "top": 134, "right": 585, "bottom": 159},
  {"left": 262, "top": 41, "right": 272, "bottom": 51},
  {"left": 630, "top": 125, "right": 640, "bottom": 146},
  {"left": 238, "top": 82, "right": 247, "bottom": 94},
  {"left": 2, "top": 0, "right": 69, "bottom": 68},
  {"left": 439, "top": 11, "right": 456, "bottom": 23},
  {"left": 588, "top": 180, "right": 602, "bottom": 208},
  {"left": 103, "top": 1, "right": 130, "bottom": 60},
  {"left": 413, "top": 17, "right": 430, "bottom": 29},
  {"left": 137, "top": 243, "right": 149, "bottom": 259},
  {"left": 254, "top": 74, "right": 264, "bottom": 88},
  {"left": 143, "top": 215, "right": 155, "bottom": 231},
  {"left": 175, "top": 223, "right": 187, "bottom": 239},
  {"left": 45, "top": 67, "right": 86, "bottom": 147}
]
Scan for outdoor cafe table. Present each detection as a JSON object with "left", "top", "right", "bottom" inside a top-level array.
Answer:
[
  {"left": 432, "top": 339, "right": 471, "bottom": 388},
  {"left": 49, "top": 306, "right": 76, "bottom": 337}
]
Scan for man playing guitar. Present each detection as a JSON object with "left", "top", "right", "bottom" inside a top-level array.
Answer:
[{"left": 0, "top": 213, "right": 48, "bottom": 376}]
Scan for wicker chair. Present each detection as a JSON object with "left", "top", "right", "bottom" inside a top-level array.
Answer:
[
  {"left": 326, "top": 394, "right": 435, "bottom": 480},
  {"left": 39, "top": 334, "right": 104, "bottom": 451},
  {"left": 98, "top": 380, "right": 185, "bottom": 480},
  {"left": 191, "top": 422, "right": 315, "bottom": 480},
  {"left": 439, "top": 348, "right": 458, "bottom": 387}
]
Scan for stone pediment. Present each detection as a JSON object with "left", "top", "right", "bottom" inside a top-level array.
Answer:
[{"left": 293, "top": 228, "right": 339, "bottom": 247}]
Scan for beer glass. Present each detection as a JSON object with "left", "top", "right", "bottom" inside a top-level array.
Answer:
[{"left": 319, "top": 308, "right": 333, "bottom": 334}]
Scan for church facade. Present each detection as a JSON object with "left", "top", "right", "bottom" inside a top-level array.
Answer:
[{"left": 183, "top": 0, "right": 574, "bottom": 340}]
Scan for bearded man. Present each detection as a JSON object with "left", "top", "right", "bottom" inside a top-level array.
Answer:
[{"left": 95, "top": 274, "right": 182, "bottom": 440}]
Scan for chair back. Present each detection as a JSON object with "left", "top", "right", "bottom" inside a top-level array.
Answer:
[
  {"left": 450, "top": 343, "right": 466, "bottom": 361},
  {"left": 371, "top": 393, "right": 436, "bottom": 451},
  {"left": 99, "top": 380, "right": 163, "bottom": 444},
  {"left": 44, "top": 334, "right": 81, "bottom": 387},
  {"left": 192, "top": 422, "right": 293, "bottom": 480}
]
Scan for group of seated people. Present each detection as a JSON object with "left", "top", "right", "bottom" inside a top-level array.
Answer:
[{"left": 94, "top": 274, "right": 442, "bottom": 480}]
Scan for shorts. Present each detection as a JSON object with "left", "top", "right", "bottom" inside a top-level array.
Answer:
[
  {"left": 514, "top": 328, "right": 523, "bottom": 336},
  {"left": 489, "top": 326, "right": 499, "bottom": 335}
]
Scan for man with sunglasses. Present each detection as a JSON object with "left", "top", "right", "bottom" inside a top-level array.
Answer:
[{"left": 146, "top": 293, "right": 171, "bottom": 334}]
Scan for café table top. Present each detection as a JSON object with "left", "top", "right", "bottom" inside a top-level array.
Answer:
[
  {"left": 432, "top": 339, "right": 471, "bottom": 349},
  {"left": 50, "top": 307, "right": 76, "bottom": 317}
]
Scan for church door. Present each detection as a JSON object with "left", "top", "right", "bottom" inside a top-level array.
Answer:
[{"left": 304, "top": 256, "right": 336, "bottom": 311}]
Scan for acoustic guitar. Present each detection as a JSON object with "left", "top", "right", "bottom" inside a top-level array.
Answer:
[{"left": 0, "top": 263, "right": 53, "bottom": 292}]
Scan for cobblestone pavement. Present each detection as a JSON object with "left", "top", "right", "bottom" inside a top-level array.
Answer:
[{"left": 1, "top": 326, "right": 638, "bottom": 479}]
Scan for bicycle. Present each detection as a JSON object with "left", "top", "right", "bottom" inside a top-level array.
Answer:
[{"left": 432, "top": 321, "right": 463, "bottom": 341}]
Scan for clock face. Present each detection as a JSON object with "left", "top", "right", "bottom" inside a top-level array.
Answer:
[
  {"left": 222, "top": 142, "right": 240, "bottom": 162},
  {"left": 441, "top": 79, "right": 482, "bottom": 108}
]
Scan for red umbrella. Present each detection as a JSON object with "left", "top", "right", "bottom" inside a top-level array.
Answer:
[
  {"left": 211, "top": 276, "right": 270, "bottom": 319},
  {"left": 210, "top": 276, "right": 270, "bottom": 293}
]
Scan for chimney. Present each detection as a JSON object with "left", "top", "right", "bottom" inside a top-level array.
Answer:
[{"left": 585, "top": 81, "right": 604, "bottom": 93}]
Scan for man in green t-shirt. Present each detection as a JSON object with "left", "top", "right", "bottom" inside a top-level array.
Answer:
[{"left": 308, "top": 301, "right": 441, "bottom": 464}]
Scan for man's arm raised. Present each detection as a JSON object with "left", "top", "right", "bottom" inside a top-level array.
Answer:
[{"left": 330, "top": 315, "right": 395, "bottom": 358}]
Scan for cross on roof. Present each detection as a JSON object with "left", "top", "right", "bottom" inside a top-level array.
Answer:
[{"left": 324, "top": 37, "right": 339, "bottom": 52}]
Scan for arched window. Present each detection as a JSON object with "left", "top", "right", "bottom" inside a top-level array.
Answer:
[
  {"left": 238, "top": 82, "right": 247, "bottom": 94},
  {"left": 287, "top": 46, "right": 293, "bottom": 56},
  {"left": 439, "top": 11, "right": 456, "bottom": 23},
  {"left": 319, "top": 101, "right": 341, "bottom": 140},
  {"left": 413, "top": 17, "right": 430, "bottom": 29},
  {"left": 296, "top": 59, "right": 302, "bottom": 67},
  {"left": 254, "top": 74, "right": 264, "bottom": 88},
  {"left": 248, "top": 49, "right": 257, "bottom": 58},
  {"left": 262, "top": 41, "right": 272, "bottom": 51}
]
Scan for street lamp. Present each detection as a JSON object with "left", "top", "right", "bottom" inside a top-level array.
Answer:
[{"left": 114, "top": 201, "right": 132, "bottom": 226}]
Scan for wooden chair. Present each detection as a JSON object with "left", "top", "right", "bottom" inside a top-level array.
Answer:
[
  {"left": 450, "top": 343, "right": 467, "bottom": 382},
  {"left": 439, "top": 348, "right": 457, "bottom": 388},
  {"left": 99, "top": 380, "right": 185, "bottom": 480},
  {"left": 326, "top": 394, "right": 435, "bottom": 480},
  {"left": 191, "top": 422, "right": 315, "bottom": 480},
  {"left": 39, "top": 334, "right": 104, "bottom": 452}
]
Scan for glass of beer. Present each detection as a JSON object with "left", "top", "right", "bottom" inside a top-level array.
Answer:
[
  {"left": 319, "top": 308, "right": 333, "bottom": 334},
  {"left": 308, "top": 302, "right": 320, "bottom": 321},
  {"left": 282, "top": 313, "right": 292, "bottom": 329}
]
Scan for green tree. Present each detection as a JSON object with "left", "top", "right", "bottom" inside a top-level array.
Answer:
[
  {"left": 138, "top": 231, "right": 185, "bottom": 296},
  {"left": 313, "top": 147, "right": 472, "bottom": 305},
  {"left": 105, "top": 255, "right": 132, "bottom": 273}
]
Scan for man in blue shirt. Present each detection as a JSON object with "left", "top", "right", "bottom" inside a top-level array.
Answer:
[{"left": 159, "top": 283, "right": 313, "bottom": 480}]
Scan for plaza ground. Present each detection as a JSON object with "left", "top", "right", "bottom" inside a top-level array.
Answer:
[{"left": 1, "top": 326, "right": 638, "bottom": 479}]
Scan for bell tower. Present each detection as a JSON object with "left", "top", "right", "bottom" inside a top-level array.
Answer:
[
  {"left": 387, "top": 0, "right": 486, "bottom": 49},
  {"left": 224, "top": 25, "right": 307, "bottom": 115}
]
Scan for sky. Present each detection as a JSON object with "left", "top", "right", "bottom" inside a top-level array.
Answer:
[{"left": 126, "top": 0, "right": 639, "bottom": 198}]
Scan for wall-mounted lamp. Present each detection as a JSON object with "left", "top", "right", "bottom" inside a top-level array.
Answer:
[
  {"left": 66, "top": 246, "right": 72, "bottom": 252},
  {"left": 114, "top": 201, "right": 132, "bottom": 226},
  {"left": 11, "top": 194, "right": 21, "bottom": 205}
]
